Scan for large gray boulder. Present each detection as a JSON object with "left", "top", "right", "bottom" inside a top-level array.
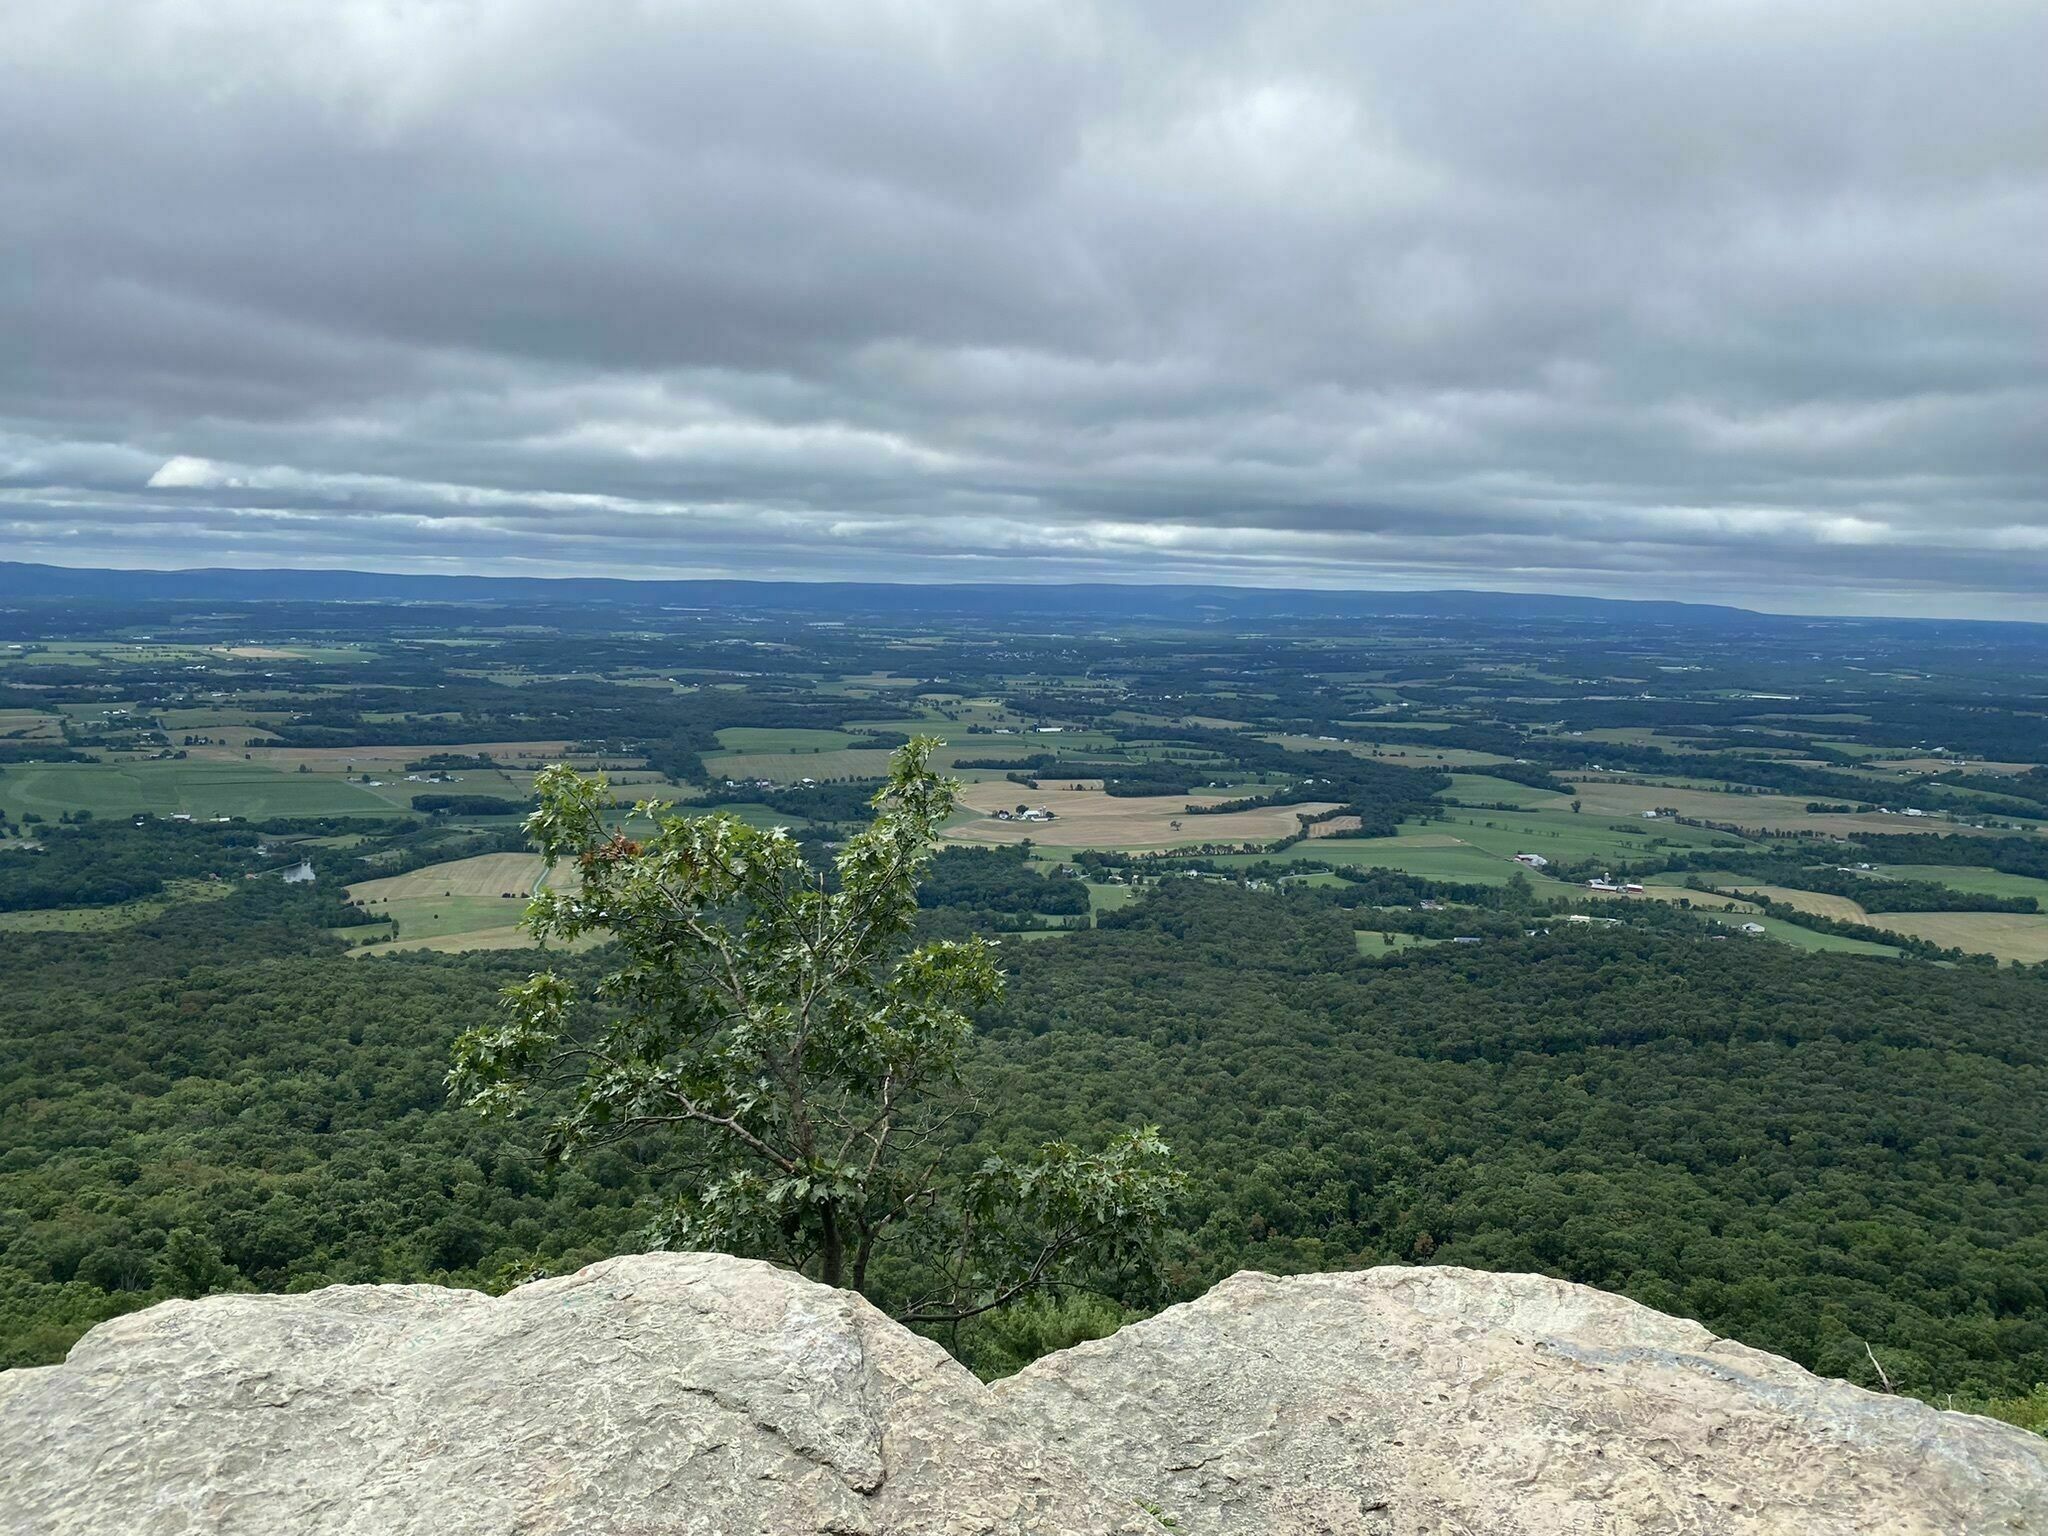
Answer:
[
  {"left": 996, "top": 1265, "right": 2048, "bottom": 1535},
  {"left": 3, "top": 1255, "right": 2044, "bottom": 1535},
  {"left": 0, "top": 1252, "right": 1148, "bottom": 1535}
]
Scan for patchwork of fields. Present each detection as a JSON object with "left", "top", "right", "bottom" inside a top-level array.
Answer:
[{"left": 1, "top": 661, "right": 2042, "bottom": 972}]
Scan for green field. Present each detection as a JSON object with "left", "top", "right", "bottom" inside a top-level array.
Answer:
[
  {"left": 1426, "top": 809, "right": 1743, "bottom": 864},
  {"left": 1086, "top": 880, "right": 1137, "bottom": 912},
  {"left": 712, "top": 727, "right": 863, "bottom": 753},
  {"left": 689, "top": 801, "right": 817, "bottom": 831},
  {"left": 1441, "top": 773, "right": 1568, "bottom": 808},
  {"left": 1354, "top": 931, "right": 1454, "bottom": 953},
  {"left": 0, "top": 761, "right": 406, "bottom": 820},
  {"left": 1696, "top": 911, "right": 1905, "bottom": 956},
  {"left": 346, "top": 896, "right": 525, "bottom": 942}
]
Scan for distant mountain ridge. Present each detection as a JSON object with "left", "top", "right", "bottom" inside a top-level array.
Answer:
[
  {"left": 3, "top": 561, "right": 2044, "bottom": 634},
  {"left": 0, "top": 560, "right": 1857, "bottom": 629}
]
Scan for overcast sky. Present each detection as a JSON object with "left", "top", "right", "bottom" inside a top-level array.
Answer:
[{"left": 3, "top": 1, "right": 2044, "bottom": 616}]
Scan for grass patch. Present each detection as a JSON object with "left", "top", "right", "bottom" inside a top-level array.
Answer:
[
  {"left": 1441, "top": 773, "right": 1569, "bottom": 808},
  {"left": 1696, "top": 911, "right": 1904, "bottom": 956},
  {"left": 1085, "top": 881, "right": 1137, "bottom": 912},
  {"left": 1355, "top": 931, "right": 1454, "bottom": 953}
]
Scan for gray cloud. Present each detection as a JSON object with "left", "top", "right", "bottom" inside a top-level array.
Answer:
[{"left": 2, "top": 0, "right": 2044, "bottom": 616}]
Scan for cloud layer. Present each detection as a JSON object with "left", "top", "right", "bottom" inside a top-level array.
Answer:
[{"left": 3, "top": 0, "right": 2044, "bottom": 615}]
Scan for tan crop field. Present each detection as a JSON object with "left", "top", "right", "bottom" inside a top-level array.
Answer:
[
  {"left": 1858, "top": 912, "right": 2048, "bottom": 964},
  {"left": 347, "top": 852, "right": 572, "bottom": 904},
  {"left": 0, "top": 709, "right": 64, "bottom": 741},
  {"left": 944, "top": 779, "right": 1339, "bottom": 850},
  {"left": 1307, "top": 815, "right": 1364, "bottom": 837},
  {"left": 1713, "top": 883, "right": 1872, "bottom": 922}
]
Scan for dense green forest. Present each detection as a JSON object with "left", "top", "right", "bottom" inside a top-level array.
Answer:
[
  {"left": 6, "top": 878, "right": 2045, "bottom": 1411},
  {"left": 986, "top": 886, "right": 2048, "bottom": 1398}
]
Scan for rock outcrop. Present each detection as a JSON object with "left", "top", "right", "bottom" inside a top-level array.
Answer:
[
  {"left": 996, "top": 1265, "right": 2048, "bottom": 1535},
  {"left": 2, "top": 1254, "right": 2043, "bottom": 1535},
  {"left": 0, "top": 1253, "right": 1149, "bottom": 1536}
]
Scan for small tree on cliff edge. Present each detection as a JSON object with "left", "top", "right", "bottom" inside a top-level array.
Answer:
[{"left": 450, "top": 737, "right": 1178, "bottom": 1325}]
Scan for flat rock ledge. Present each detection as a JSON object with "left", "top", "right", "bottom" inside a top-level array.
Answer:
[{"left": 0, "top": 1255, "right": 2040, "bottom": 1536}]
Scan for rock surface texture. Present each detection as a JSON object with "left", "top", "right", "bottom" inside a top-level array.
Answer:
[
  {"left": 0, "top": 1253, "right": 1148, "bottom": 1536},
  {"left": 0, "top": 1255, "right": 2042, "bottom": 1535},
  {"left": 996, "top": 1266, "right": 2048, "bottom": 1536}
]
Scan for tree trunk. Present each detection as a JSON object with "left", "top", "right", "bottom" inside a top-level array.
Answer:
[
  {"left": 851, "top": 1225, "right": 874, "bottom": 1296},
  {"left": 819, "top": 1204, "right": 845, "bottom": 1289}
]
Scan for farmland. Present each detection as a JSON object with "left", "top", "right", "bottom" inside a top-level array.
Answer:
[
  {"left": 342, "top": 852, "right": 581, "bottom": 952},
  {"left": 0, "top": 709, "right": 64, "bottom": 742},
  {"left": 0, "top": 760, "right": 404, "bottom": 820},
  {"left": 1563, "top": 779, "right": 2007, "bottom": 839},
  {"left": 944, "top": 779, "right": 1341, "bottom": 851},
  {"left": 1708, "top": 883, "right": 1874, "bottom": 923},
  {"left": 1693, "top": 911, "right": 1906, "bottom": 956},
  {"left": 1854, "top": 912, "right": 2048, "bottom": 965},
  {"left": 189, "top": 740, "right": 577, "bottom": 776},
  {"left": 1206, "top": 835, "right": 1529, "bottom": 883},
  {"left": 0, "top": 587, "right": 2042, "bottom": 974}
]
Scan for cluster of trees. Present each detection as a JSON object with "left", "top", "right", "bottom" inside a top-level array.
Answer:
[
  {"left": 703, "top": 779, "right": 888, "bottom": 823},
  {"left": 918, "top": 846, "right": 1091, "bottom": 919},
  {"left": 411, "top": 793, "right": 527, "bottom": 816},
  {"left": 404, "top": 753, "right": 504, "bottom": 771},
  {"left": 0, "top": 819, "right": 265, "bottom": 911}
]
